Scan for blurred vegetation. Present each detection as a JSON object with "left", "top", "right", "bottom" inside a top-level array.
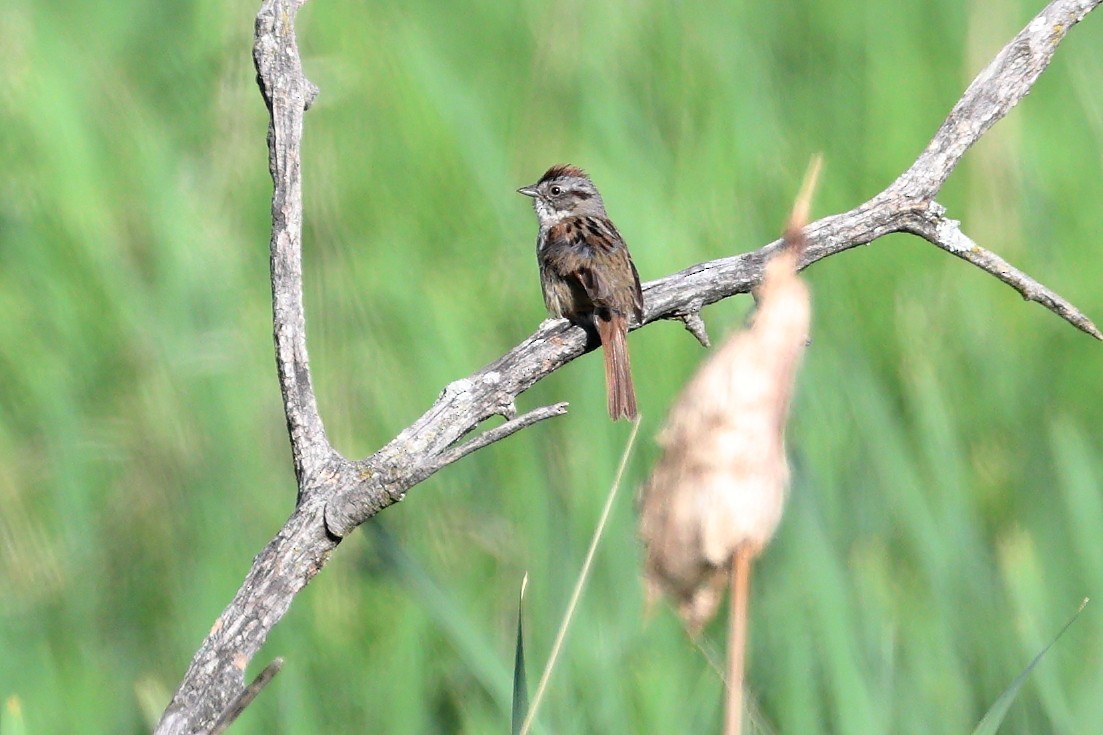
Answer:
[{"left": 1, "top": 0, "right": 1102, "bottom": 733}]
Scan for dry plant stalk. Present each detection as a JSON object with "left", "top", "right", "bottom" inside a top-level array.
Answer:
[{"left": 639, "top": 159, "right": 820, "bottom": 734}]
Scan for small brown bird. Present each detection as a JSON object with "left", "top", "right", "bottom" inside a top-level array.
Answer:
[{"left": 518, "top": 165, "right": 645, "bottom": 420}]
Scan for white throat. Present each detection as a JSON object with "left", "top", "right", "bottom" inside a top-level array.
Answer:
[{"left": 533, "top": 198, "right": 573, "bottom": 227}]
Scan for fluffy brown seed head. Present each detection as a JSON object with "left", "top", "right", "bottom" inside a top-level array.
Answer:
[{"left": 638, "top": 157, "right": 820, "bottom": 634}]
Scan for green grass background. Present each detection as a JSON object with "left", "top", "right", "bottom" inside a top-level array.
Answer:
[{"left": 2, "top": 0, "right": 1103, "bottom": 732}]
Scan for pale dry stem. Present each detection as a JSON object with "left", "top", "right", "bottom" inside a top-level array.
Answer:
[
  {"left": 724, "top": 547, "right": 753, "bottom": 735},
  {"left": 518, "top": 418, "right": 643, "bottom": 735}
]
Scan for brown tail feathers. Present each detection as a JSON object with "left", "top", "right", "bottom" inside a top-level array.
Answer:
[{"left": 595, "top": 313, "right": 637, "bottom": 421}]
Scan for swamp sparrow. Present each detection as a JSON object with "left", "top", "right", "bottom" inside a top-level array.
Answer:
[{"left": 518, "top": 164, "right": 645, "bottom": 420}]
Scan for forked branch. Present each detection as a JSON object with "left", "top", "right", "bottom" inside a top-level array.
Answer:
[{"left": 154, "top": 1, "right": 1101, "bottom": 732}]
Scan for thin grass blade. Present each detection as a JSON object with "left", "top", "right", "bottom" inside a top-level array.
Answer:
[
  {"left": 519, "top": 417, "right": 643, "bottom": 735},
  {"left": 512, "top": 574, "right": 530, "bottom": 735},
  {"left": 971, "top": 598, "right": 1088, "bottom": 735}
]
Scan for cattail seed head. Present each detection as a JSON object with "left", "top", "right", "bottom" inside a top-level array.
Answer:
[{"left": 638, "top": 159, "right": 819, "bottom": 633}]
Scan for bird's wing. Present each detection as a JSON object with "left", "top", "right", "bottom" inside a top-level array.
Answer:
[{"left": 544, "top": 217, "right": 641, "bottom": 319}]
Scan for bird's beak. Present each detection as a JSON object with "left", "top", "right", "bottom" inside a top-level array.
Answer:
[{"left": 517, "top": 185, "right": 538, "bottom": 198}]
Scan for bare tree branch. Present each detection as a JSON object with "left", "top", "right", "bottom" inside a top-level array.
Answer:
[
  {"left": 154, "top": 0, "right": 1102, "bottom": 732},
  {"left": 204, "top": 658, "right": 283, "bottom": 735},
  {"left": 252, "top": 0, "right": 336, "bottom": 491},
  {"left": 904, "top": 204, "right": 1103, "bottom": 339},
  {"left": 155, "top": 3, "right": 340, "bottom": 733},
  {"left": 430, "top": 402, "right": 571, "bottom": 471},
  {"left": 896, "top": 0, "right": 1100, "bottom": 197}
]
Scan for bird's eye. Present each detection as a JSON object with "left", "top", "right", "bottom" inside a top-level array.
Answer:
[{"left": 550, "top": 185, "right": 562, "bottom": 196}]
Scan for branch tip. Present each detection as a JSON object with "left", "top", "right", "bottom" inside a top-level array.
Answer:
[
  {"left": 678, "top": 312, "right": 711, "bottom": 347},
  {"left": 911, "top": 208, "right": 1102, "bottom": 341},
  {"left": 205, "top": 658, "right": 284, "bottom": 735},
  {"left": 435, "top": 402, "right": 570, "bottom": 470}
]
